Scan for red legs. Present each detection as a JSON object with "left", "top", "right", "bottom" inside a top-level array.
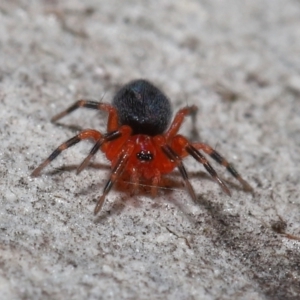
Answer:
[
  {"left": 76, "top": 130, "right": 121, "bottom": 174},
  {"left": 129, "top": 168, "right": 139, "bottom": 196},
  {"left": 31, "top": 129, "right": 122, "bottom": 177},
  {"left": 126, "top": 167, "right": 160, "bottom": 198},
  {"left": 94, "top": 144, "right": 134, "bottom": 215},
  {"left": 185, "top": 144, "right": 231, "bottom": 196},
  {"left": 39, "top": 99, "right": 124, "bottom": 176},
  {"left": 162, "top": 145, "right": 197, "bottom": 201},
  {"left": 51, "top": 100, "right": 119, "bottom": 132},
  {"left": 192, "top": 143, "right": 253, "bottom": 191},
  {"left": 31, "top": 127, "right": 133, "bottom": 215},
  {"left": 165, "top": 106, "right": 198, "bottom": 142},
  {"left": 31, "top": 129, "right": 102, "bottom": 177},
  {"left": 151, "top": 170, "right": 161, "bottom": 198}
]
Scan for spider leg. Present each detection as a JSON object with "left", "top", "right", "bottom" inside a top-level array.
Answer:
[
  {"left": 165, "top": 106, "right": 198, "bottom": 141},
  {"left": 76, "top": 130, "right": 121, "bottom": 174},
  {"left": 151, "top": 170, "right": 161, "bottom": 198},
  {"left": 129, "top": 168, "right": 139, "bottom": 196},
  {"left": 185, "top": 144, "right": 231, "bottom": 196},
  {"left": 51, "top": 100, "right": 119, "bottom": 131},
  {"left": 161, "top": 145, "right": 197, "bottom": 201},
  {"left": 31, "top": 129, "right": 102, "bottom": 177},
  {"left": 94, "top": 144, "right": 134, "bottom": 215},
  {"left": 192, "top": 143, "right": 253, "bottom": 191}
]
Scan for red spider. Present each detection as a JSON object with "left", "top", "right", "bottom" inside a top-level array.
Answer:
[{"left": 31, "top": 79, "right": 252, "bottom": 215}]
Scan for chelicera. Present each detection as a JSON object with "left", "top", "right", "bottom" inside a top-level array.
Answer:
[{"left": 31, "top": 79, "right": 252, "bottom": 215}]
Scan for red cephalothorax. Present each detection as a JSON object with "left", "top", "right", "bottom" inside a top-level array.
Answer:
[{"left": 32, "top": 79, "right": 252, "bottom": 215}]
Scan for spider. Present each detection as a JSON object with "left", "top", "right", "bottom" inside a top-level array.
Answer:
[{"left": 31, "top": 79, "right": 252, "bottom": 215}]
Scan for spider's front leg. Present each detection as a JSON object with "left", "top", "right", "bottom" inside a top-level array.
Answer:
[
  {"left": 31, "top": 129, "right": 102, "bottom": 177},
  {"left": 150, "top": 169, "right": 161, "bottom": 198},
  {"left": 161, "top": 144, "right": 197, "bottom": 201},
  {"left": 94, "top": 143, "right": 134, "bottom": 215}
]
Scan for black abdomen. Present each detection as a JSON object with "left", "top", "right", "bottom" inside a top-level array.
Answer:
[{"left": 113, "top": 79, "right": 172, "bottom": 136}]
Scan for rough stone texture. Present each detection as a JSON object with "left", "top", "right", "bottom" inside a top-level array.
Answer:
[{"left": 1, "top": 1, "right": 300, "bottom": 299}]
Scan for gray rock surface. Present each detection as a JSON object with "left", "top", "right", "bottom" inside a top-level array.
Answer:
[{"left": 1, "top": 1, "right": 300, "bottom": 299}]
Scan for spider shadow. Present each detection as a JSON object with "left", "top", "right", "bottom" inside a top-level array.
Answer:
[
  {"left": 156, "top": 169, "right": 253, "bottom": 224},
  {"left": 46, "top": 162, "right": 110, "bottom": 176},
  {"left": 53, "top": 110, "right": 107, "bottom": 133},
  {"left": 93, "top": 176, "right": 189, "bottom": 224},
  {"left": 45, "top": 163, "right": 252, "bottom": 223},
  {"left": 53, "top": 122, "right": 84, "bottom": 133},
  {"left": 181, "top": 169, "right": 252, "bottom": 194},
  {"left": 93, "top": 170, "right": 234, "bottom": 223},
  {"left": 48, "top": 165, "right": 248, "bottom": 194}
]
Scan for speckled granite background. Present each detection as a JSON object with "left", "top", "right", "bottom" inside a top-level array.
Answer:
[{"left": 0, "top": 1, "right": 300, "bottom": 299}]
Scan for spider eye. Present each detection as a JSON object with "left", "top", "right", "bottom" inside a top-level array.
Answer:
[{"left": 136, "top": 150, "right": 153, "bottom": 161}]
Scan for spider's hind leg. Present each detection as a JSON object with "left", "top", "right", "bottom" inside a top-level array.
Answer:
[
  {"left": 185, "top": 144, "right": 231, "bottom": 196},
  {"left": 165, "top": 106, "right": 197, "bottom": 141},
  {"left": 170, "top": 135, "right": 231, "bottom": 196},
  {"left": 51, "top": 100, "right": 119, "bottom": 131},
  {"left": 192, "top": 143, "right": 253, "bottom": 191}
]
